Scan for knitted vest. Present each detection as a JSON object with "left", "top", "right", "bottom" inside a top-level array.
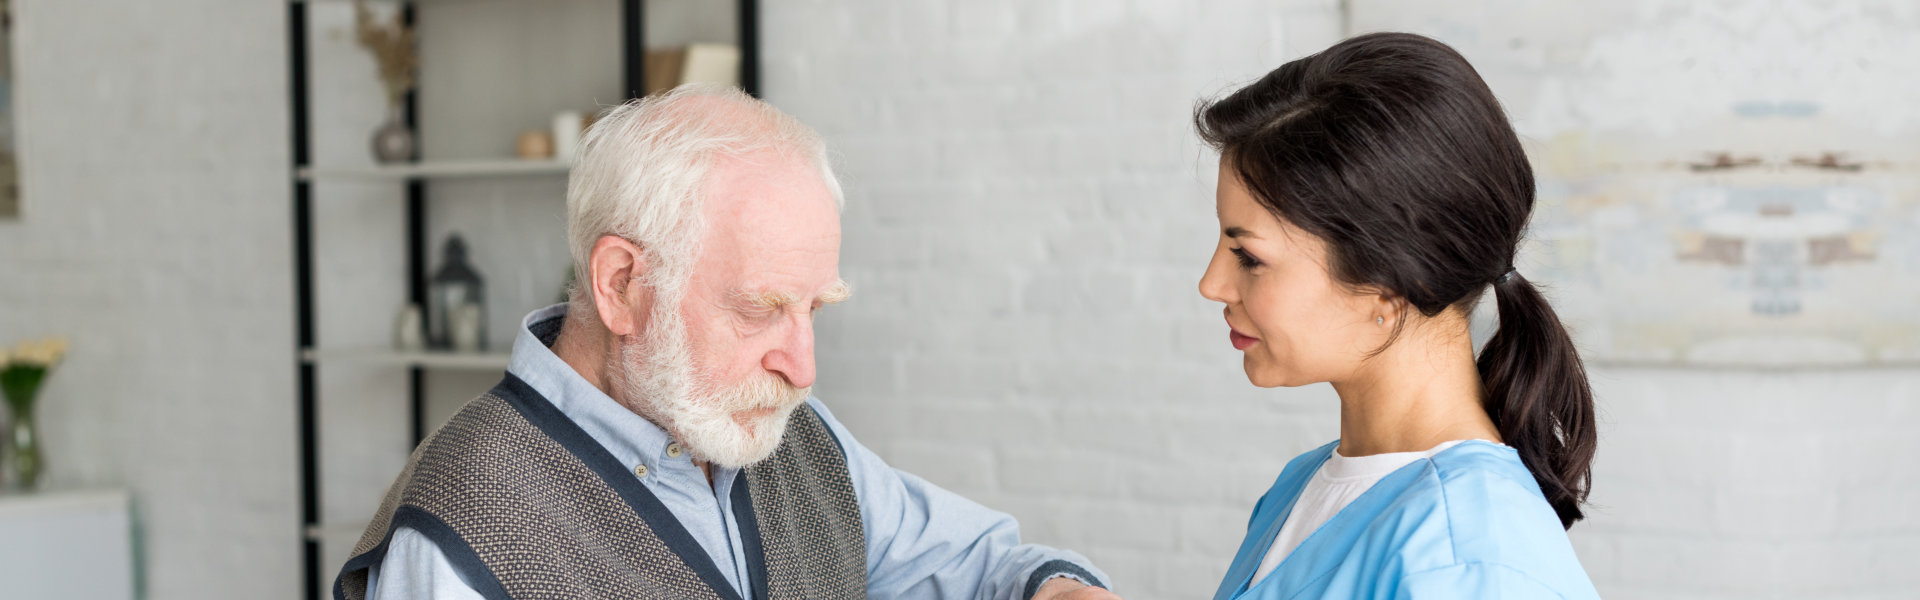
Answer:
[{"left": 333, "top": 374, "right": 868, "bottom": 600}]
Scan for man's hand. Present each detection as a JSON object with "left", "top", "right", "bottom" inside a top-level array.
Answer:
[{"left": 1031, "top": 576, "right": 1123, "bottom": 600}]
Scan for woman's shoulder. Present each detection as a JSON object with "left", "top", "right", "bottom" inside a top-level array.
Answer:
[
  {"left": 1389, "top": 441, "right": 1600, "bottom": 598},
  {"left": 1425, "top": 440, "right": 1544, "bottom": 497},
  {"left": 1413, "top": 441, "right": 1566, "bottom": 542}
]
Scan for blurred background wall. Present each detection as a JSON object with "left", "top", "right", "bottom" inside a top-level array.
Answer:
[
  {"left": 0, "top": 1, "right": 1912, "bottom": 599},
  {"left": 0, "top": 0, "right": 297, "bottom": 598}
]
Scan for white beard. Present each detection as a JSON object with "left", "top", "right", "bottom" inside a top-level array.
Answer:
[{"left": 610, "top": 304, "right": 811, "bottom": 469}]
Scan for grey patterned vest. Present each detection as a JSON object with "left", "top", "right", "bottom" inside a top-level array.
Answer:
[{"left": 333, "top": 374, "right": 868, "bottom": 600}]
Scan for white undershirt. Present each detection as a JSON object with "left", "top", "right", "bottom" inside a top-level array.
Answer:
[{"left": 1248, "top": 440, "right": 1473, "bottom": 587}]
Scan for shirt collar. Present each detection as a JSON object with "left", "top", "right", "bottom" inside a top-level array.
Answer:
[{"left": 507, "top": 304, "right": 705, "bottom": 478}]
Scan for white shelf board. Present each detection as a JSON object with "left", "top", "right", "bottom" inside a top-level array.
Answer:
[
  {"left": 297, "top": 158, "right": 569, "bottom": 181},
  {"left": 305, "top": 517, "right": 374, "bottom": 544},
  {"left": 288, "top": 0, "right": 487, "bottom": 6},
  {"left": 301, "top": 347, "right": 512, "bottom": 370}
]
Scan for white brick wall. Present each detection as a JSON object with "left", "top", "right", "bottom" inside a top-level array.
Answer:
[
  {"left": 764, "top": 1, "right": 1351, "bottom": 596},
  {"left": 0, "top": 2, "right": 1912, "bottom": 599},
  {"left": 762, "top": 2, "right": 1920, "bottom": 599},
  {"left": 1576, "top": 367, "right": 1920, "bottom": 599},
  {"left": 0, "top": 0, "right": 297, "bottom": 598}
]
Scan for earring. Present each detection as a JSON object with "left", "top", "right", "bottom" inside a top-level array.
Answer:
[{"left": 1376, "top": 316, "right": 1384, "bottom": 325}]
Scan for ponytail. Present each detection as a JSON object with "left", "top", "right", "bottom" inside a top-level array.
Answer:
[{"left": 1478, "top": 271, "right": 1596, "bottom": 529}]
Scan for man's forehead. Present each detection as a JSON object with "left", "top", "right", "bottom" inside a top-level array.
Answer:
[{"left": 704, "top": 153, "right": 836, "bottom": 221}]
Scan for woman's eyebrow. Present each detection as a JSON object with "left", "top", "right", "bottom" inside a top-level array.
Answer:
[{"left": 1224, "top": 226, "right": 1261, "bottom": 239}]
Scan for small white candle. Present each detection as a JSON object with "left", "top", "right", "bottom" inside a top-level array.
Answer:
[{"left": 552, "top": 110, "right": 584, "bottom": 162}]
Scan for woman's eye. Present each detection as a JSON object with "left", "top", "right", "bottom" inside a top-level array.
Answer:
[{"left": 1230, "top": 247, "right": 1262, "bottom": 268}]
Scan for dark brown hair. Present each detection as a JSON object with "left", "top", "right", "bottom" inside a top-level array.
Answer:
[{"left": 1196, "top": 32, "right": 1596, "bottom": 528}]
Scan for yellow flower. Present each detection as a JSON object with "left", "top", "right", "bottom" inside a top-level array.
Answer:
[{"left": 9, "top": 337, "right": 67, "bottom": 367}]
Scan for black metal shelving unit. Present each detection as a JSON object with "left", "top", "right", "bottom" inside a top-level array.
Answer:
[{"left": 287, "top": 1, "right": 760, "bottom": 597}]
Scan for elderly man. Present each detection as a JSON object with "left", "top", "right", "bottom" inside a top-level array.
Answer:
[{"left": 334, "top": 85, "right": 1118, "bottom": 600}]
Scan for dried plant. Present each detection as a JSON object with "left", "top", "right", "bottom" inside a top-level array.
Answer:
[{"left": 354, "top": 0, "right": 417, "bottom": 107}]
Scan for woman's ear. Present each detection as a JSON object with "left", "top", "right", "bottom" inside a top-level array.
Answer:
[
  {"left": 1363, "top": 286, "right": 1408, "bottom": 331},
  {"left": 587, "top": 235, "right": 653, "bottom": 336},
  {"left": 1357, "top": 288, "right": 1409, "bottom": 358}
]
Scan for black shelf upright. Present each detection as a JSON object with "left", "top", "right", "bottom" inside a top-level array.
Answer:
[
  {"left": 286, "top": 2, "right": 317, "bottom": 598},
  {"left": 402, "top": 3, "right": 427, "bottom": 449}
]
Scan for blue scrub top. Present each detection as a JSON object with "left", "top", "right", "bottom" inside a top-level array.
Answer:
[{"left": 1214, "top": 440, "right": 1602, "bottom": 600}]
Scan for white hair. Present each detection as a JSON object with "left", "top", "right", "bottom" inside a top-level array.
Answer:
[{"left": 565, "top": 83, "right": 843, "bottom": 317}]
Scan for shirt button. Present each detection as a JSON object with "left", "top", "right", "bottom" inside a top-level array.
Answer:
[
  {"left": 634, "top": 464, "right": 649, "bottom": 478},
  {"left": 666, "top": 442, "right": 684, "bottom": 458}
]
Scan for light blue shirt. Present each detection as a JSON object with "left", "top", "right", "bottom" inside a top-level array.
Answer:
[
  {"left": 365, "top": 304, "right": 1108, "bottom": 599},
  {"left": 1214, "top": 440, "right": 1601, "bottom": 600}
]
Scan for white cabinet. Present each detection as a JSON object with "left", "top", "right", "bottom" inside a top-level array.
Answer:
[{"left": 0, "top": 489, "right": 136, "bottom": 600}]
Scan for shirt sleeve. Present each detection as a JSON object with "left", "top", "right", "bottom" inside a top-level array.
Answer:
[
  {"left": 805, "top": 398, "right": 1113, "bottom": 600},
  {"left": 1392, "top": 562, "right": 1568, "bottom": 600},
  {"left": 365, "top": 526, "right": 487, "bottom": 600}
]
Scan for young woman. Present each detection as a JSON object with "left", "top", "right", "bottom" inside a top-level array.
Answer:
[{"left": 1195, "top": 33, "right": 1602, "bottom": 599}]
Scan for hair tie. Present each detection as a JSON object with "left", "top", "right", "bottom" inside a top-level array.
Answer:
[{"left": 1496, "top": 268, "right": 1518, "bottom": 285}]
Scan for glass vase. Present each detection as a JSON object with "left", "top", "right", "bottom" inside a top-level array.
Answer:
[
  {"left": 1, "top": 364, "right": 45, "bottom": 491},
  {"left": 371, "top": 102, "right": 416, "bottom": 164},
  {"left": 5, "top": 403, "right": 39, "bottom": 491}
]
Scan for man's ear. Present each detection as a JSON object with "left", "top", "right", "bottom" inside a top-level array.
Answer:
[{"left": 587, "top": 235, "right": 653, "bottom": 337}]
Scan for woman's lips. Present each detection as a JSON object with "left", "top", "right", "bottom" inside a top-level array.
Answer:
[{"left": 1229, "top": 328, "right": 1259, "bottom": 350}]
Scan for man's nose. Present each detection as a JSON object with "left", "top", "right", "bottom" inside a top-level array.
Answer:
[{"left": 762, "top": 314, "right": 816, "bottom": 389}]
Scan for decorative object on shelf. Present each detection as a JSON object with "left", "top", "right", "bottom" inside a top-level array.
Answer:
[
  {"left": 1, "top": 337, "right": 67, "bottom": 491},
  {"left": 450, "top": 304, "right": 484, "bottom": 353},
  {"left": 643, "top": 43, "right": 742, "bottom": 96},
  {"left": 581, "top": 109, "right": 602, "bottom": 135},
  {"left": 393, "top": 304, "right": 425, "bottom": 351},
  {"left": 371, "top": 104, "right": 415, "bottom": 164},
  {"left": 429, "top": 234, "right": 487, "bottom": 352},
  {"left": 552, "top": 110, "right": 584, "bottom": 162},
  {"left": 515, "top": 130, "right": 554, "bottom": 160},
  {"left": 354, "top": 0, "right": 418, "bottom": 164}
]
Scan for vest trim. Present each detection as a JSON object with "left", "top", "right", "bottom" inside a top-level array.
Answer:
[
  {"left": 731, "top": 477, "right": 772, "bottom": 600},
  {"left": 331, "top": 506, "right": 511, "bottom": 600},
  {"left": 495, "top": 373, "right": 747, "bottom": 600}
]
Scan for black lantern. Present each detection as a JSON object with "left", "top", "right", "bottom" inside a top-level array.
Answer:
[{"left": 429, "top": 234, "right": 487, "bottom": 352}]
